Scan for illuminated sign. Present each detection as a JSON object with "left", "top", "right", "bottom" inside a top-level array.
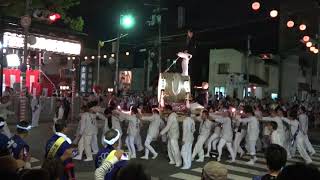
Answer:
[{"left": 3, "top": 32, "right": 81, "bottom": 55}]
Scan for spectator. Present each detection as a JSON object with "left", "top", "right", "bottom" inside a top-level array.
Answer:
[
  {"left": 277, "top": 163, "right": 320, "bottom": 180},
  {"left": 45, "top": 119, "right": 76, "bottom": 180},
  {"left": 95, "top": 129, "right": 128, "bottom": 180},
  {"left": 253, "top": 144, "right": 287, "bottom": 180},
  {"left": 10, "top": 121, "right": 32, "bottom": 169},
  {"left": 19, "top": 169, "right": 50, "bottom": 180},
  {"left": 116, "top": 162, "right": 150, "bottom": 180},
  {"left": 201, "top": 161, "right": 228, "bottom": 180},
  {"left": 42, "top": 158, "right": 64, "bottom": 180}
]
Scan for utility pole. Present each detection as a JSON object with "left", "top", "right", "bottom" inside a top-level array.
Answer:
[
  {"left": 245, "top": 35, "right": 251, "bottom": 98},
  {"left": 157, "top": 3, "right": 162, "bottom": 75},
  {"left": 115, "top": 29, "right": 120, "bottom": 95},
  {"left": 20, "top": 0, "right": 32, "bottom": 122},
  {"left": 97, "top": 42, "right": 101, "bottom": 85}
]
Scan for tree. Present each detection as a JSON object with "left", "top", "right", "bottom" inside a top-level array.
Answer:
[{"left": 0, "top": 0, "right": 84, "bottom": 31}]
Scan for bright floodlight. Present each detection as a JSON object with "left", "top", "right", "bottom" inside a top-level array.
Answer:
[
  {"left": 306, "top": 42, "right": 312, "bottom": 47},
  {"left": 120, "top": 14, "right": 135, "bottom": 29},
  {"left": 126, "top": 51, "right": 130, "bottom": 56},
  {"left": 251, "top": 2, "right": 260, "bottom": 11},
  {"left": 303, "top": 36, "right": 310, "bottom": 42},
  {"left": 6, "top": 54, "right": 20, "bottom": 67},
  {"left": 287, "top": 20, "right": 294, "bottom": 28},
  {"left": 299, "top": 24, "right": 307, "bottom": 31},
  {"left": 270, "top": 10, "right": 278, "bottom": 18}
]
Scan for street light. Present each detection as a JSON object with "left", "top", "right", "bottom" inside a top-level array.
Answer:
[
  {"left": 303, "top": 36, "right": 310, "bottom": 42},
  {"left": 120, "top": 14, "right": 135, "bottom": 29},
  {"left": 306, "top": 42, "right": 313, "bottom": 47},
  {"left": 251, "top": 2, "right": 261, "bottom": 11}
]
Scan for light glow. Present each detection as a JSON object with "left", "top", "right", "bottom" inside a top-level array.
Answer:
[
  {"left": 6, "top": 54, "right": 21, "bottom": 67},
  {"left": 270, "top": 10, "right": 278, "bottom": 18},
  {"left": 3, "top": 32, "right": 81, "bottom": 55}
]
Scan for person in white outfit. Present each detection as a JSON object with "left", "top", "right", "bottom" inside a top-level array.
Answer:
[
  {"left": 205, "top": 122, "right": 221, "bottom": 157},
  {"left": 181, "top": 111, "right": 195, "bottom": 169},
  {"left": 261, "top": 108, "right": 286, "bottom": 153},
  {"left": 116, "top": 107, "right": 140, "bottom": 159},
  {"left": 139, "top": 108, "right": 164, "bottom": 160},
  {"left": 298, "top": 106, "right": 316, "bottom": 156},
  {"left": 54, "top": 99, "right": 64, "bottom": 122},
  {"left": 209, "top": 109, "right": 235, "bottom": 162},
  {"left": 90, "top": 110, "right": 99, "bottom": 154},
  {"left": 268, "top": 121, "right": 282, "bottom": 146},
  {"left": 177, "top": 51, "right": 192, "bottom": 76},
  {"left": 282, "top": 111, "right": 313, "bottom": 164},
  {"left": 233, "top": 120, "right": 246, "bottom": 158},
  {"left": 236, "top": 105, "right": 260, "bottom": 165},
  {"left": 192, "top": 110, "right": 213, "bottom": 162},
  {"left": 160, "top": 105, "right": 182, "bottom": 167},
  {"left": 31, "top": 95, "right": 41, "bottom": 127},
  {"left": 74, "top": 106, "right": 95, "bottom": 161},
  {"left": 97, "top": 107, "right": 124, "bottom": 149}
]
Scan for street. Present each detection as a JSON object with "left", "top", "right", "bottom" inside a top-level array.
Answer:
[{"left": 8, "top": 121, "right": 320, "bottom": 180}]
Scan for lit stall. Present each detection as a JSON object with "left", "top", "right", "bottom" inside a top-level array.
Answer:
[{"left": 1, "top": 31, "right": 81, "bottom": 96}]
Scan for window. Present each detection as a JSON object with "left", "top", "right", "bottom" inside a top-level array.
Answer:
[
  {"left": 214, "top": 86, "right": 226, "bottom": 98},
  {"left": 218, "top": 63, "right": 229, "bottom": 74}
]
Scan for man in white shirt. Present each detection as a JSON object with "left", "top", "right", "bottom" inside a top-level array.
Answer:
[
  {"left": 160, "top": 105, "right": 182, "bottom": 167},
  {"left": 210, "top": 109, "right": 235, "bottom": 162},
  {"left": 298, "top": 106, "right": 316, "bottom": 156},
  {"left": 282, "top": 111, "right": 313, "bottom": 164},
  {"left": 181, "top": 111, "right": 195, "bottom": 169},
  {"left": 192, "top": 110, "right": 213, "bottom": 162},
  {"left": 74, "top": 106, "right": 95, "bottom": 161},
  {"left": 237, "top": 106, "right": 260, "bottom": 165},
  {"left": 31, "top": 95, "right": 41, "bottom": 127},
  {"left": 116, "top": 107, "right": 140, "bottom": 159},
  {"left": 54, "top": 99, "right": 64, "bottom": 122},
  {"left": 139, "top": 108, "right": 164, "bottom": 160}
]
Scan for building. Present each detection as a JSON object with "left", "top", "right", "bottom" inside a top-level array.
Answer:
[{"left": 208, "top": 49, "right": 279, "bottom": 99}]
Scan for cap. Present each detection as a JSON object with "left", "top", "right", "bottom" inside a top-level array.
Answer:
[{"left": 203, "top": 161, "right": 228, "bottom": 180}]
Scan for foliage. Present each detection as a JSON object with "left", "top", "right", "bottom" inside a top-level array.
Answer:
[{"left": 0, "top": 0, "right": 84, "bottom": 31}]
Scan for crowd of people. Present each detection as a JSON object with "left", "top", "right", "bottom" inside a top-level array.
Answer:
[{"left": 0, "top": 89, "right": 320, "bottom": 180}]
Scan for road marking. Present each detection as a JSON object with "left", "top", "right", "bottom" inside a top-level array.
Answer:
[
  {"left": 192, "top": 166, "right": 263, "bottom": 176},
  {"left": 170, "top": 172, "right": 200, "bottom": 180}
]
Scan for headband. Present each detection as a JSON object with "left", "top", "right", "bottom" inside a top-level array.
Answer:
[
  {"left": 0, "top": 121, "right": 5, "bottom": 127},
  {"left": 103, "top": 129, "right": 120, "bottom": 145},
  {"left": 16, "top": 125, "right": 32, "bottom": 131}
]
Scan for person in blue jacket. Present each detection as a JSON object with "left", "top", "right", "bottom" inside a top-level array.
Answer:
[
  {"left": 45, "top": 119, "right": 76, "bottom": 180},
  {"left": 10, "top": 121, "right": 31, "bottom": 168},
  {"left": 95, "top": 129, "right": 128, "bottom": 180}
]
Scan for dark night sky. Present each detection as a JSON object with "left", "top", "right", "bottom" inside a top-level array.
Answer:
[{"left": 73, "top": 0, "right": 280, "bottom": 53}]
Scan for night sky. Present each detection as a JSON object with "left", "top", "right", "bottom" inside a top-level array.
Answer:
[{"left": 73, "top": 0, "right": 280, "bottom": 52}]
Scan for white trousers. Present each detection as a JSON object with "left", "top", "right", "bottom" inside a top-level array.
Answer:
[
  {"left": 206, "top": 133, "right": 219, "bottom": 155},
  {"left": 192, "top": 135, "right": 208, "bottom": 161},
  {"left": 126, "top": 135, "right": 136, "bottom": 157},
  {"left": 31, "top": 110, "right": 40, "bottom": 127},
  {"left": 295, "top": 137, "right": 313, "bottom": 163},
  {"left": 181, "top": 59, "right": 189, "bottom": 76},
  {"left": 78, "top": 135, "right": 93, "bottom": 159},
  {"left": 304, "top": 135, "right": 316, "bottom": 154},
  {"left": 144, "top": 135, "right": 157, "bottom": 157},
  {"left": 91, "top": 134, "right": 99, "bottom": 153},
  {"left": 218, "top": 138, "right": 235, "bottom": 161},
  {"left": 246, "top": 139, "right": 257, "bottom": 156},
  {"left": 181, "top": 142, "right": 193, "bottom": 169},
  {"left": 168, "top": 138, "right": 182, "bottom": 165},
  {"left": 233, "top": 131, "right": 246, "bottom": 156},
  {"left": 135, "top": 133, "right": 144, "bottom": 151}
]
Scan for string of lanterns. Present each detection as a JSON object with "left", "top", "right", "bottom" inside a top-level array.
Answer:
[{"left": 251, "top": 1, "right": 319, "bottom": 54}]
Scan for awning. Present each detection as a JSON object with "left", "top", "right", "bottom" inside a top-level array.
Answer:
[{"left": 244, "top": 74, "right": 268, "bottom": 86}]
